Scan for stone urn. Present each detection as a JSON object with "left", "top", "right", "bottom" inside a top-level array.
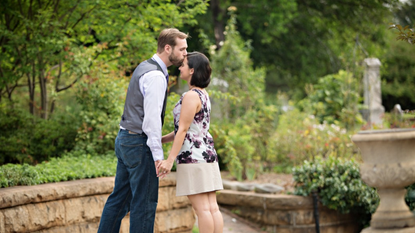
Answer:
[{"left": 352, "top": 128, "right": 415, "bottom": 233}]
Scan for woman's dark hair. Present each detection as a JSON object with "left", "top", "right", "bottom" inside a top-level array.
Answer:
[{"left": 188, "top": 52, "right": 212, "bottom": 88}]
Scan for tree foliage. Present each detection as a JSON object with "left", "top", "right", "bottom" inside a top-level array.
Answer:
[
  {"left": 208, "top": 11, "right": 279, "bottom": 180},
  {"left": 0, "top": 0, "right": 208, "bottom": 118},
  {"left": 252, "top": 0, "right": 399, "bottom": 95},
  {"left": 381, "top": 0, "right": 415, "bottom": 110},
  {"left": 210, "top": 9, "right": 266, "bottom": 119},
  {"left": 184, "top": 0, "right": 399, "bottom": 98},
  {"left": 389, "top": 24, "right": 415, "bottom": 45},
  {"left": 382, "top": 30, "right": 415, "bottom": 110},
  {"left": 0, "top": 0, "right": 208, "bottom": 164}
]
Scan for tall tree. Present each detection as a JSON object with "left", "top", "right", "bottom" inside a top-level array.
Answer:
[
  {"left": 185, "top": 0, "right": 399, "bottom": 97},
  {"left": 0, "top": 0, "right": 208, "bottom": 118},
  {"left": 382, "top": 0, "right": 415, "bottom": 110}
]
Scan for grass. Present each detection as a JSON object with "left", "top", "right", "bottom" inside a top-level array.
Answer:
[{"left": 192, "top": 225, "right": 199, "bottom": 233}]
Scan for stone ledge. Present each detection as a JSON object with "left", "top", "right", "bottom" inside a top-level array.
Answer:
[
  {"left": 0, "top": 173, "right": 194, "bottom": 233},
  {"left": 217, "top": 190, "right": 316, "bottom": 210},
  {"left": 0, "top": 177, "right": 114, "bottom": 209},
  {"left": 217, "top": 189, "right": 358, "bottom": 232},
  {"left": 0, "top": 173, "right": 177, "bottom": 209}
]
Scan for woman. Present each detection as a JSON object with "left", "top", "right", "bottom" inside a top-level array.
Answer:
[{"left": 157, "top": 52, "right": 223, "bottom": 233}]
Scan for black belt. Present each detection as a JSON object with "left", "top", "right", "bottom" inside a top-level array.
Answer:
[{"left": 120, "top": 128, "right": 146, "bottom": 136}]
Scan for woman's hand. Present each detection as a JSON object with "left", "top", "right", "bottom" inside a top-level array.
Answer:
[{"left": 157, "top": 158, "right": 174, "bottom": 179}]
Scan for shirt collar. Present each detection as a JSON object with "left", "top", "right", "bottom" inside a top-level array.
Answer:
[{"left": 151, "top": 54, "right": 168, "bottom": 77}]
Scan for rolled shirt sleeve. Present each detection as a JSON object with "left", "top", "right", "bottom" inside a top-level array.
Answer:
[{"left": 140, "top": 70, "right": 167, "bottom": 162}]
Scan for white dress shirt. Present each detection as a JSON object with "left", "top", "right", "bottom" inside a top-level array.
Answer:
[{"left": 140, "top": 54, "right": 168, "bottom": 162}]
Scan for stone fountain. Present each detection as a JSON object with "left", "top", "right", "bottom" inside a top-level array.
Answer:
[{"left": 352, "top": 128, "right": 415, "bottom": 233}]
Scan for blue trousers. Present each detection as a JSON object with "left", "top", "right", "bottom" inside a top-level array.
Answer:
[{"left": 98, "top": 129, "right": 159, "bottom": 233}]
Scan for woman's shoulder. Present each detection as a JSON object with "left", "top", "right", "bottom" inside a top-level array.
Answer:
[
  {"left": 182, "top": 90, "right": 201, "bottom": 101},
  {"left": 189, "top": 88, "right": 209, "bottom": 97}
]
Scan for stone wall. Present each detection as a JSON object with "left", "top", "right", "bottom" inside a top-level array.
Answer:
[
  {"left": 217, "top": 190, "right": 359, "bottom": 233},
  {"left": 0, "top": 173, "right": 194, "bottom": 233}
]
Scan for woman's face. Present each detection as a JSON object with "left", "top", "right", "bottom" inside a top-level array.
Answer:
[{"left": 178, "top": 57, "right": 193, "bottom": 82}]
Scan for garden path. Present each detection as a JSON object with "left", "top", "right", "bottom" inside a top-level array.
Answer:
[
  {"left": 209, "top": 172, "right": 295, "bottom": 233},
  {"left": 221, "top": 207, "right": 265, "bottom": 233}
]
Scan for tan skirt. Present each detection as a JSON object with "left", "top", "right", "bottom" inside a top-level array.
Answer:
[{"left": 176, "top": 162, "right": 223, "bottom": 196}]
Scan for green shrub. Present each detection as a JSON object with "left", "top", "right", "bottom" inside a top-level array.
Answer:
[
  {"left": 293, "top": 156, "right": 379, "bottom": 228},
  {"left": 73, "top": 66, "right": 128, "bottom": 155},
  {"left": 380, "top": 111, "right": 415, "bottom": 129},
  {"left": 206, "top": 10, "right": 281, "bottom": 180},
  {"left": 210, "top": 103, "right": 279, "bottom": 181},
  {"left": 29, "top": 112, "right": 79, "bottom": 162},
  {"left": 267, "top": 107, "right": 357, "bottom": 168},
  {"left": 0, "top": 152, "right": 117, "bottom": 188},
  {"left": 0, "top": 107, "right": 79, "bottom": 165},
  {"left": 406, "top": 183, "right": 415, "bottom": 211},
  {"left": 297, "top": 70, "right": 364, "bottom": 130},
  {"left": 0, "top": 107, "right": 33, "bottom": 164},
  {"left": 211, "top": 119, "right": 254, "bottom": 181}
]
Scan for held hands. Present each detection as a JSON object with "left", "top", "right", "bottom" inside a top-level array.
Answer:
[{"left": 156, "top": 159, "right": 174, "bottom": 179}]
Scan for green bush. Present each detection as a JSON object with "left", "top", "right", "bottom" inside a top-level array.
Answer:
[
  {"left": 0, "top": 107, "right": 32, "bottom": 164},
  {"left": 293, "top": 156, "right": 379, "bottom": 228},
  {"left": 0, "top": 106, "right": 79, "bottom": 165},
  {"left": 406, "top": 183, "right": 415, "bottom": 211},
  {"left": 297, "top": 70, "right": 364, "bottom": 130},
  {"left": 73, "top": 65, "right": 128, "bottom": 155},
  {"left": 380, "top": 111, "right": 415, "bottom": 129},
  {"left": 210, "top": 103, "right": 279, "bottom": 181},
  {"left": 29, "top": 112, "right": 80, "bottom": 162},
  {"left": 0, "top": 152, "right": 117, "bottom": 188},
  {"left": 267, "top": 107, "right": 357, "bottom": 169},
  {"left": 210, "top": 9, "right": 267, "bottom": 121},
  {"left": 207, "top": 10, "right": 281, "bottom": 180}
]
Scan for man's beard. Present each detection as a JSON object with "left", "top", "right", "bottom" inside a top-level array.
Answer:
[{"left": 169, "top": 52, "right": 184, "bottom": 67}]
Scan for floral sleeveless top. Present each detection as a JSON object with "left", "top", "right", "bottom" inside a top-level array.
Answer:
[{"left": 173, "top": 89, "right": 218, "bottom": 164}]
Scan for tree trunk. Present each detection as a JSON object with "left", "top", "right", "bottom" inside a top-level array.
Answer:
[
  {"left": 39, "top": 57, "right": 48, "bottom": 119},
  {"left": 49, "top": 99, "right": 55, "bottom": 119},
  {"left": 210, "top": 0, "right": 226, "bottom": 50},
  {"left": 28, "top": 62, "right": 36, "bottom": 115}
]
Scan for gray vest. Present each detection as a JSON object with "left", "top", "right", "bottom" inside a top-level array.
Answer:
[{"left": 119, "top": 59, "right": 168, "bottom": 134}]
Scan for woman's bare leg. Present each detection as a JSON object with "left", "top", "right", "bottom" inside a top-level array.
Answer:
[
  {"left": 188, "top": 193, "right": 214, "bottom": 233},
  {"left": 208, "top": 191, "right": 223, "bottom": 233}
]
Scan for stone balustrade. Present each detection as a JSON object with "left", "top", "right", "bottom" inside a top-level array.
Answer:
[{"left": 0, "top": 173, "right": 194, "bottom": 233}]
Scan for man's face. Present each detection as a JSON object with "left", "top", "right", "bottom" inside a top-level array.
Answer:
[{"left": 169, "top": 38, "right": 188, "bottom": 67}]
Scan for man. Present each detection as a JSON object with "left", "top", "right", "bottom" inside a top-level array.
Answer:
[{"left": 98, "top": 28, "right": 188, "bottom": 233}]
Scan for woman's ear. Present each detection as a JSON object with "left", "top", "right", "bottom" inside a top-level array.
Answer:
[{"left": 189, "top": 68, "right": 194, "bottom": 75}]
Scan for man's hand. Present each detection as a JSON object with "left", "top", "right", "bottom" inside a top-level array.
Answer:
[
  {"left": 156, "top": 158, "right": 174, "bottom": 179},
  {"left": 155, "top": 160, "right": 162, "bottom": 176}
]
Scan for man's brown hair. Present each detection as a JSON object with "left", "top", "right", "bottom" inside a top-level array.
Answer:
[{"left": 157, "top": 28, "right": 188, "bottom": 53}]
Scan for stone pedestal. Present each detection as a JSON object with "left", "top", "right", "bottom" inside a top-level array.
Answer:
[
  {"left": 363, "top": 58, "right": 385, "bottom": 126},
  {"left": 352, "top": 129, "right": 415, "bottom": 233}
]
